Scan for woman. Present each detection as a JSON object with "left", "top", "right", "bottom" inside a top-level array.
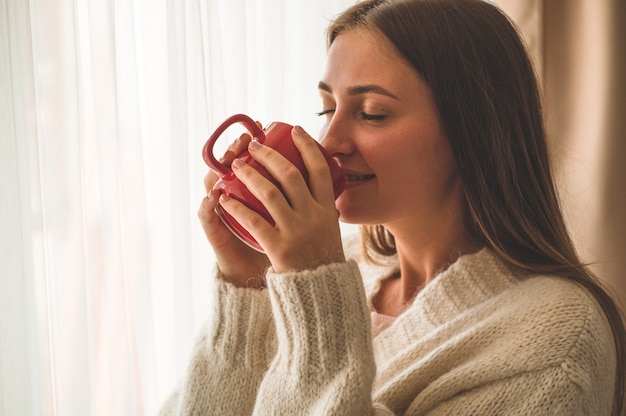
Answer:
[{"left": 162, "top": 0, "right": 625, "bottom": 414}]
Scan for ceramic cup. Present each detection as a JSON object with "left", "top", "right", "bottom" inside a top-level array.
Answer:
[{"left": 203, "top": 113, "right": 345, "bottom": 252}]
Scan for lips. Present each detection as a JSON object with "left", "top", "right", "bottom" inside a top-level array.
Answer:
[
  {"left": 345, "top": 173, "right": 376, "bottom": 181},
  {"left": 342, "top": 169, "right": 375, "bottom": 185}
]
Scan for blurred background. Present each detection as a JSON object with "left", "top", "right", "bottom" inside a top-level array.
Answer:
[
  {"left": 2, "top": 0, "right": 624, "bottom": 414},
  {"left": 499, "top": 0, "right": 625, "bottom": 315}
]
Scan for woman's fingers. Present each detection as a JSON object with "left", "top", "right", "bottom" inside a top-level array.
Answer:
[
  {"left": 204, "top": 170, "right": 218, "bottom": 193},
  {"left": 198, "top": 120, "right": 277, "bottom": 285},
  {"left": 290, "top": 126, "right": 336, "bottom": 206},
  {"left": 198, "top": 188, "right": 222, "bottom": 239},
  {"left": 229, "top": 155, "right": 295, "bottom": 218},
  {"left": 240, "top": 126, "right": 334, "bottom": 210},
  {"left": 199, "top": 179, "right": 271, "bottom": 286},
  {"left": 223, "top": 121, "right": 262, "bottom": 161},
  {"left": 221, "top": 131, "right": 252, "bottom": 166},
  {"left": 215, "top": 125, "right": 344, "bottom": 272},
  {"left": 218, "top": 192, "right": 276, "bottom": 239},
  {"left": 220, "top": 125, "right": 338, "bottom": 242}
]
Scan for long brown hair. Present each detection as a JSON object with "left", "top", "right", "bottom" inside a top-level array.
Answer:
[{"left": 328, "top": 0, "right": 625, "bottom": 413}]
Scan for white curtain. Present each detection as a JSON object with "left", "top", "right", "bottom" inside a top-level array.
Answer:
[{"left": 0, "top": 0, "right": 355, "bottom": 414}]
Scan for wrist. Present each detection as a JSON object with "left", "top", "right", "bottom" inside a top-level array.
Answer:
[{"left": 217, "top": 265, "right": 268, "bottom": 289}]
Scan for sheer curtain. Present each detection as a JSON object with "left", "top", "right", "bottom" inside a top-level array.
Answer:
[{"left": 1, "top": 0, "right": 354, "bottom": 414}]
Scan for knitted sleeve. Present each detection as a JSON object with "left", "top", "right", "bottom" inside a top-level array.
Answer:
[
  {"left": 251, "top": 260, "right": 394, "bottom": 415},
  {"left": 161, "top": 260, "right": 396, "bottom": 415}
]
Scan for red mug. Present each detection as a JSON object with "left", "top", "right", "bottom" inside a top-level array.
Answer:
[{"left": 203, "top": 114, "right": 346, "bottom": 252}]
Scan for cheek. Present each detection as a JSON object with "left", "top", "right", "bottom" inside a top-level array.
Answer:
[
  {"left": 361, "top": 141, "right": 393, "bottom": 166},
  {"left": 379, "top": 140, "right": 457, "bottom": 194},
  {"left": 431, "top": 140, "right": 459, "bottom": 182}
]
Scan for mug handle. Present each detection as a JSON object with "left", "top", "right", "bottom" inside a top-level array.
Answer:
[{"left": 202, "top": 114, "right": 266, "bottom": 176}]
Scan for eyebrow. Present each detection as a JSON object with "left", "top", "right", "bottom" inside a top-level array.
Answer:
[{"left": 318, "top": 81, "right": 399, "bottom": 100}]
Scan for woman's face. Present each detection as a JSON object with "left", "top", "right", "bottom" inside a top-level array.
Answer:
[{"left": 319, "top": 29, "right": 464, "bottom": 236}]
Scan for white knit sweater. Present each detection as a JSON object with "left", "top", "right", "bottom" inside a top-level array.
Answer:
[{"left": 160, "top": 245, "right": 616, "bottom": 415}]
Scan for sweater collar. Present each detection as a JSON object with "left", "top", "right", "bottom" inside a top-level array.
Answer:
[
  {"left": 364, "top": 248, "right": 523, "bottom": 328},
  {"left": 408, "top": 248, "right": 523, "bottom": 327}
]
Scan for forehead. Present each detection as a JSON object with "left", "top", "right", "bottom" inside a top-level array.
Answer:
[{"left": 322, "top": 29, "right": 425, "bottom": 96}]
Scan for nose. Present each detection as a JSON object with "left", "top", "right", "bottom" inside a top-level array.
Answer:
[{"left": 319, "top": 116, "right": 353, "bottom": 157}]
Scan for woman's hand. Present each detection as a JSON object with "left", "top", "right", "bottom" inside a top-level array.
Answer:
[
  {"left": 217, "top": 126, "right": 345, "bottom": 273},
  {"left": 199, "top": 130, "right": 270, "bottom": 288}
]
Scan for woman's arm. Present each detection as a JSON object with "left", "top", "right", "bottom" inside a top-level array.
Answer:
[{"left": 252, "top": 260, "right": 393, "bottom": 415}]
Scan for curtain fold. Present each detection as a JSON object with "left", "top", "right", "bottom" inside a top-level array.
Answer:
[
  {"left": 2, "top": 0, "right": 46, "bottom": 413},
  {"left": 542, "top": 0, "right": 626, "bottom": 310}
]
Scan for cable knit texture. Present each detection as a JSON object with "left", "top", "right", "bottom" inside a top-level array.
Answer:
[{"left": 160, "top": 242, "right": 616, "bottom": 415}]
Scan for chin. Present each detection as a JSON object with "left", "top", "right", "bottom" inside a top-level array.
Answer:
[
  {"left": 337, "top": 207, "right": 375, "bottom": 226},
  {"left": 336, "top": 195, "right": 381, "bottom": 225}
]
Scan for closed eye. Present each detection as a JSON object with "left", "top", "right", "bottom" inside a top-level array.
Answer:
[
  {"left": 360, "top": 112, "right": 386, "bottom": 121},
  {"left": 316, "top": 109, "right": 335, "bottom": 117}
]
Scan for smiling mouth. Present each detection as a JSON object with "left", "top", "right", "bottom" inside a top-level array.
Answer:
[{"left": 344, "top": 173, "right": 376, "bottom": 183}]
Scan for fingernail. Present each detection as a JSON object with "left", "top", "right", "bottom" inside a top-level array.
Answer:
[
  {"left": 220, "top": 194, "right": 231, "bottom": 202},
  {"left": 249, "top": 140, "right": 261, "bottom": 151},
  {"left": 231, "top": 158, "right": 245, "bottom": 169},
  {"left": 293, "top": 125, "right": 306, "bottom": 136}
]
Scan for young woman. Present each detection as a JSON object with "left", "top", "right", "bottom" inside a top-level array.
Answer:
[{"left": 162, "top": 0, "right": 625, "bottom": 414}]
